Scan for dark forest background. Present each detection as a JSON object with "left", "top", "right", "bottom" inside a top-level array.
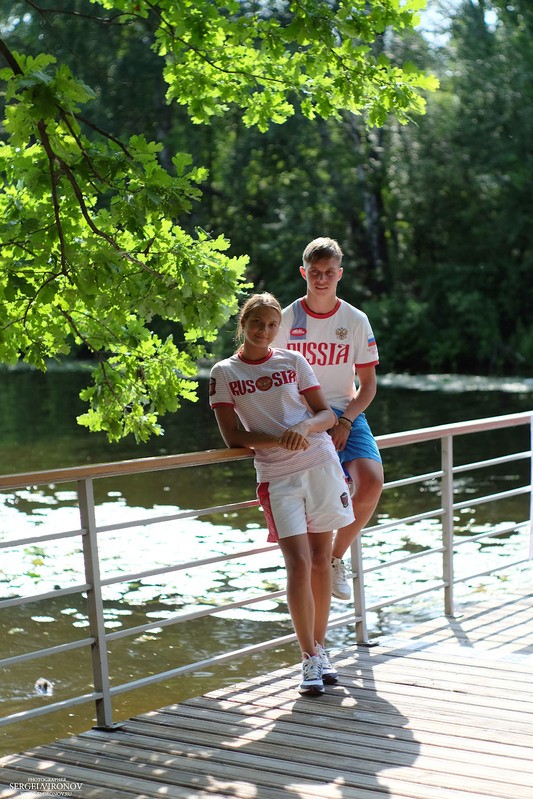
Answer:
[{"left": 2, "top": 0, "right": 532, "bottom": 375}]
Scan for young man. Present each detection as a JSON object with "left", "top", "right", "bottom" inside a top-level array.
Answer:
[{"left": 274, "top": 237, "right": 384, "bottom": 600}]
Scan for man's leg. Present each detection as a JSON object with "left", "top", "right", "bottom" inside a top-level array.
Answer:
[
  {"left": 331, "top": 458, "right": 383, "bottom": 600},
  {"left": 332, "top": 457, "right": 384, "bottom": 559}
]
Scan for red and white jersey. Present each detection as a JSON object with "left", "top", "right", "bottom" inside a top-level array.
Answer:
[
  {"left": 209, "top": 348, "right": 339, "bottom": 481},
  {"left": 274, "top": 298, "right": 379, "bottom": 411}
]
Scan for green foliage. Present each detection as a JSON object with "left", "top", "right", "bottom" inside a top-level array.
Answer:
[
  {"left": 77, "top": 334, "right": 200, "bottom": 442},
  {"left": 97, "top": 0, "right": 436, "bottom": 129},
  {"left": 380, "top": 0, "right": 533, "bottom": 375},
  {"left": 0, "top": 48, "right": 248, "bottom": 441},
  {"left": 0, "top": 0, "right": 436, "bottom": 441}
]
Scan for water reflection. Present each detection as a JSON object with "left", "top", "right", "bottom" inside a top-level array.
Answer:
[{"left": 0, "top": 367, "right": 531, "bottom": 755}]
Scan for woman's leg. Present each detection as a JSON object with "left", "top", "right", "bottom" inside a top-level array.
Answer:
[
  {"left": 308, "top": 531, "right": 334, "bottom": 646},
  {"left": 277, "top": 534, "right": 316, "bottom": 655}
]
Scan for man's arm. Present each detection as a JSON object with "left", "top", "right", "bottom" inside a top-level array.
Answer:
[
  {"left": 342, "top": 364, "right": 377, "bottom": 422},
  {"left": 328, "top": 364, "right": 377, "bottom": 452}
]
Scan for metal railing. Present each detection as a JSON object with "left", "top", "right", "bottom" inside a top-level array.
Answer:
[{"left": 0, "top": 410, "right": 531, "bottom": 732}]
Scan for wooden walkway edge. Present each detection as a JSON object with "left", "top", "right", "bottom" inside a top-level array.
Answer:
[{"left": 1, "top": 592, "right": 532, "bottom": 799}]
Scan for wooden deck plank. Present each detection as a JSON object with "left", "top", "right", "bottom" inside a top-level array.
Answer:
[
  {"left": 1, "top": 593, "right": 532, "bottom": 799},
  {"left": 57, "top": 719, "right": 531, "bottom": 782},
  {"left": 245, "top": 652, "right": 533, "bottom": 703},
  {"left": 120, "top": 710, "right": 532, "bottom": 771},
  {"left": 149, "top": 700, "right": 532, "bottom": 762},
  {"left": 0, "top": 757, "right": 235, "bottom": 799},
  {"left": 204, "top": 662, "right": 533, "bottom": 723},
  {"left": 2, "top": 735, "right": 524, "bottom": 799},
  {"left": 384, "top": 596, "right": 533, "bottom": 655},
  {"left": 0, "top": 768, "right": 140, "bottom": 799},
  {"left": 198, "top": 684, "right": 533, "bottom": 739}
]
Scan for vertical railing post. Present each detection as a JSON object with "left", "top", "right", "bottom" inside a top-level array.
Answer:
[
  {"left": 77, "top": 478, "right": 115, "bottom": 729},
  {"left": 441, "top": 434, "right": 455, "bottom": 616},
  {"left": 351, "top": 535, "right": 368, "bottom": 644},
  {"left": 529, "top": 414, "right": 533, "bottom": 560}
]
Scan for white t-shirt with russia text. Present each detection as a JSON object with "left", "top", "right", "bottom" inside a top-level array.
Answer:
[
  {"left": 274, "top": 298, "right": 379, "bottom": 411},
  {"left": 209, "top": 348, "right": 339, "bottom": 481}
]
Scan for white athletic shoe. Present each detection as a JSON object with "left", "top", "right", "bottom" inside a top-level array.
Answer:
[
  {"left": 299, "top": 654, "right": 325, "bottom": 696},
  {"left": 331, "top": 557, "right": 351, "bottom": 600},
  {"left": 315, "top": 643, "right": 338, "bottom": 684}
]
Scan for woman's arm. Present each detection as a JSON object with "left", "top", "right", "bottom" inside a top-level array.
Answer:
[
  {"left": 303, "top": 387, "right": 337, "bottom": 431},
  {"left": 280, "top": 387, "right": 336, "bottom": 446},
  {"left": 213, "top": 382, "right": 335, "bottom": 453},
  {"left": 214, "top": 406, "right": 284, "bottom": 450},
  {"left": 214, "top": 405, "right": 312, "bottom": 452}
]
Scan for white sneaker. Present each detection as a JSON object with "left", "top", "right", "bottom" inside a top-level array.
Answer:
[
  {"left": 331, "top": 557, "right": 351, "bottom": 600},
  {"left": 299, "top": 654, "right": 324, "bottom": 696},
  {"left": 315, "top": 643, "right": 338, "bottom": 684}
]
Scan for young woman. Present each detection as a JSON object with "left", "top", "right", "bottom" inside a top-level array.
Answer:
[{"left": 209, "top": 292, "right": 355, "bottom": 695}]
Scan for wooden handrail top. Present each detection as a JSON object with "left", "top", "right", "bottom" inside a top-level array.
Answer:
[
  {"left": 0, "top": 447, "right": 253, "bottom": 490},
  {"left": 0, "top": 410, "right": 531, "bottom": 491},
  {"left": 376, "top": 410, "right": 532, "bottom": 448}
]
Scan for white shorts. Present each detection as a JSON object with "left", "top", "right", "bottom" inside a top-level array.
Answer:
[{"left": 257, "top": 461, "right": 355, "bottom": 542}]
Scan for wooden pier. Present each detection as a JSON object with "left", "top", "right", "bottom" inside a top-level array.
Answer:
[{"left": 1, "top": 590, "right": 532, "bottom": 799}]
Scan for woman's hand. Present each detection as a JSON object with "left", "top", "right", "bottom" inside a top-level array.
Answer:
[{"left": 278, "top": 421, "right": 310, "bottom": 450}]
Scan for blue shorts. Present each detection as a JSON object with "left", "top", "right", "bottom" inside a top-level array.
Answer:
[{"left": 332, "top": 409, "right": 382, "bottom": 465}]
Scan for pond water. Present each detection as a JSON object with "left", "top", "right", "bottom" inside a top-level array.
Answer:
[{"left": 0, "top": 366, "right": 532, "bottom": 755}]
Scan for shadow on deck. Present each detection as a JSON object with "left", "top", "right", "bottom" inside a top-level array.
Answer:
[{"left": 1, "top": 591, "right": 532, "bottom": 799}]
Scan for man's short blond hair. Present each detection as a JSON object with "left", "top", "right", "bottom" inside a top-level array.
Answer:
[{"left": 302, "top": 237, "right": 343, "bottom": 268}]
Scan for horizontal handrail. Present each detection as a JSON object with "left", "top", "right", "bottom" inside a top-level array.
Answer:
[
  {"left": 102, "top": 606, "right": 365, "bottom": 699},
  {"left": 1, "top": 410, "right": 530, "bottom": 491},
  {"left": 105, "top": 588, "right": 288, "bottom": 642},
  {"left": 375, "top": 410, "right": 532, "bottom": 447},
  {"left": 100, "top": 541, "right": 275, "bottom": 587},
  {"left": 454, "top": 520, "right": 528, "bottom": 547},
  {"left": 362, "top": 544, "right": 446, "bottom": 574},
  {"left": 365, "top": 507, "right": 445, "bottom": 535},
  {"left": 366, "top": 580, "right": 448, "bottom": 612},
  {"left": 453, "top": 484, "right": 530, "bottom": 510},
  {"left": 107, "top": 631, "right": 303, "bottom": 698},
  {"left": 453, "top": 450, "right": 531, "bottom": 473},
  {"left": 0, "top": 447, "right": 254, "bottom": 490},
  {"left": 452, "top": 558, "right": 530, "bottom": 584},
  {"left": 384, "top": 470, "right": 443, "bottom": 488},
  {"left": 0, "top": 583, "right": 91, "bottom": 611},
  {"left": 0, "top": 692, "right": 103, "bottom": 727},
  {"left": 95, "top": 499, "right": 261, "bottom": 534},
  {"left": 1, "top": 638, "right": 95, "bottom": 668},
  {"left": 0, "top": 527, "right": 84, "bottom": 550}
]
